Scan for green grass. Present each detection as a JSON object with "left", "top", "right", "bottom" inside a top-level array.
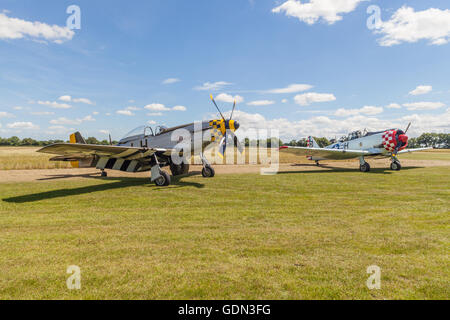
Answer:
[{"left": 0, "top": 165, "right": 449, "bottom": 299}]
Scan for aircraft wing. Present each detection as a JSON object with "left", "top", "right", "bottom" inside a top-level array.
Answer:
[
  {"left": 37, "top": 143, "right": 173, "bottom": 160},
  {"left": 398, "top": 147, "right": 433, "bottom": 154},
  {"left": 280, "top": 146, "right": 369, "bottom": 160}
]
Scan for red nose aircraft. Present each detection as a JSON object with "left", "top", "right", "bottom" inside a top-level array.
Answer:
[{"left": 280, "top": 123, "right": 431, "bottom": 172}]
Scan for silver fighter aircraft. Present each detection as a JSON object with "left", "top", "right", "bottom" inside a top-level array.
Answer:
[
  {"left": 280, "top": 123, "right": 431, "bottom": 172},
  {"left": 38, "top": 96, "right": 243, "bottom": 186}
]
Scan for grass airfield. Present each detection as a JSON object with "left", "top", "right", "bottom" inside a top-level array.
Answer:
[{"left": 0, "top": 149, "right": 449, "bottom": 299}]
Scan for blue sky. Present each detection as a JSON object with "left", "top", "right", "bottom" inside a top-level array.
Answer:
[{"left": 0, "top": 0, "right": 449, "bottom": 140}]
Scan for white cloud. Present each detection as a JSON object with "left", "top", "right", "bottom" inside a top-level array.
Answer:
[
  {"left": 93, "top": 111, "right": 99, "bottom": 115},
  {"left": 58, "top": 95, "right": 94, "bottom": 105},
  {"left": 144, "top": 103, "right": 171, "bottom": 111},
  {"left": 126, "top": 106, "right": 140, "bottom": 111},
  {"left": 13, "top": 106, "right": 23, "bottom": 110},
  {"left": 99, "top": 130, "right": 110, "bottom": 135},
  {"left": 409, "top": 85, "right": 432, "bottom": 96},
  {"left": 146, "top": 112, "right": 163, "bottom": 116},
  {"left": 73, "top": 98, "right": 94, "bottom": 105},
  {"left": 403, "top": 102, "right": 445, "bottom": 111},
  {"left": 162, "top": 78, "right": 181, "bottom": 85},
  {"left": 375, "top": 6, "right": 450, "bottom": 46},
  {"left": 38, "top": 100, "right": 72, "bottom": 109},
  {"left": 0, "top": 112, "right": 14, "bottom": 118},
  {"left": 386, "top": 103, "right": 402, "bottom": 109},
  {"left": 272, "top": 0, "right": 365, "bottom": 25},
  {"left": 82, "top": 115, "right": 95, "bottom": 122},
  {"left": 222, "top": 109, "right": 450, "bottom": 141},
  {"left": 58, "top": 95, "right": 71, "bottom": 102},
  {"left": 281, "top": 99, "right": 288, "bottom": 103},
  {"left": 294, "top": 92, "right": 336, "bottom": 106},
  {"left": 50, "top": 116, "right": 96, "bottom": 125},
  {"left": 172, "top": 105, "right": 187, "bottom": 111},
  {"left": 6, "top": 121, "right": 39, "bottom": 130},
  {"left": 195, "top": 81, "right": 232, "bottom": 91},
  {"left": 266, "top": 83, "right": 313, "bottom": 94},
  {"left": 31, "top": 111, "right": 54, "bottom": 116},
  {"left": 335, "top": 106, "right": 383, "bottom": 117},
  {"left": 116, "top": 110, "right": 135, "bottom": 116},
  {"left": 247, "top": 100, "right": 276, "bottom": 106},
  {"left": 0, "top": 12, "right": 74, "bottom": 43},
  {"left": 215, "top": 93, "right": 245, "bottom": 104},
  {"left": 148, "top": 120, "right": 157, "bottom": 125}
]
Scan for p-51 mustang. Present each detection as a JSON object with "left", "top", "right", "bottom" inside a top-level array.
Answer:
[
  {"left": 280, "top": 123, "right": 431, "bottom": 172},
  {"left": 38, "top": 96, "right": 243, "bottom": 186}
]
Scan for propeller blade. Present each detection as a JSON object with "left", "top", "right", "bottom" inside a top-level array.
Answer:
[
  {"left": 210, "top": 94, "right": 226, "bottom": 121},
  {"left": 229, "top": 131, "right": 244, "bottom": 153},
  {"left": 229, "top": 100, "right": 236, "bottom": 120},
  {"left": 405, "top": 122, "right": 411, "bottom": 134},
  {"left": 109, "top": 134, "right": 112, "bottom": 146},
  {"left": 218, "top": 136, "right": 227, "bottom": 158}
]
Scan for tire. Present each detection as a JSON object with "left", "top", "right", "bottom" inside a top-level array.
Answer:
[
  {"left": 170, "top": 163, "right": 190, "bottom": 176},
  {"left": 101, "top": 171, "right": 107, "bottom": 177},
  {"left": 390, "top": 161, "right": 401, "bottom": 171},
  {"left": 360, "top": 162, "right": 371, "bottom": 172},
  {"left": 154, "top": 170, "right": 171, "bottom": 186},
  {"left": 202, "top": 165, "right": 215, "bottom": 178}
]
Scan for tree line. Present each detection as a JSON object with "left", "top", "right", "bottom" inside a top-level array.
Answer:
[
  {"left": 0, "top": 136, "right": 118, "bottom": 146},
  {"left": 0, "top": 133, "right": 448, "bottom": 148}
]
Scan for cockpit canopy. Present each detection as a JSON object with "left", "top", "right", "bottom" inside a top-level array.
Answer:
[{"left": 119, "top": 125, "right": 168, "bottom": 143}]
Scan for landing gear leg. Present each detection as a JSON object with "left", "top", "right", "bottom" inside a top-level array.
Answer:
[
  {"left": 200, "top": 152, "right": 215, "bottom": 178},
  {"left": 100, "top": 169, "right": 107, "bottom": 177},
  {"left": 151, "top": 154, "right": 171, "bottom": 186},
  {"left": 359, "top": 156, "right": 371, "bottom": 172},
  {"left": 390, "top": 154, "right": 402, "bottom": 171}
]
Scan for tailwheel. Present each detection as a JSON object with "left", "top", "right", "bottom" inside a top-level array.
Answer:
[
  {"left": 202, "top": 165, "right": 215, "bottom": 178},
  {"left": 154, "top": 170, "right": 171, "bottom": 187},
  {"left": 315, "top": 161, "right": 320, "bottom": 166},
  {"left": 360, "top": 162, "right": 371, "bottom": 173},
  {"left": 390, "top": 161, "right": 402, "bottom": 171}
]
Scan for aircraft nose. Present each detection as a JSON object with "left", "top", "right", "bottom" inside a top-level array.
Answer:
[
  {"left": 234, "top": 121, "right": 240, "bottom": 130},
  {"left": 399, "top": 134, "right": 408, "bottom": 144}
]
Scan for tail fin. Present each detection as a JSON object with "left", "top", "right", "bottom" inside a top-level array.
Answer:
[
  {"left": 69, "top": 132, "right": 85, "bottom": 168},
  {"left": 69, "top": 132, "right": 86, "bottom": 144},
  {"left": 307, "top": 136, "right": 320, "bottom": 148}
]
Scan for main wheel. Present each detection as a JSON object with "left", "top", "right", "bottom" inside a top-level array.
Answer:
[
  {"left": 360, "top": 162, "right": 371, "bottom": 172},
  {"left": 202, "top": 165, "right": 215, "bottom": 178},
  {"left": 390, "top": 161, "right": 402, "bottom": 171},
  {"left": 154, "top": 170, "right": 171, "bottom": 186},
  {"left": 101, "top": 171, "right": 107, "bottom": 177}
]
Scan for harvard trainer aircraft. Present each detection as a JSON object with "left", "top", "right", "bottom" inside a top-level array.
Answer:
[
  {"left": 38, "top": 96, "right": 243, "bottom": 186},
  {"left": 280, "top": 123, "right": 431, "bottom": 172}
]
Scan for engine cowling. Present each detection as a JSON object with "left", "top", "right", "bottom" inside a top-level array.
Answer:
[{"left": 382, "top": 130, "right": 408, "bottom": 153}]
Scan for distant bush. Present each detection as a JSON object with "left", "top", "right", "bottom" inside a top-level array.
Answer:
[{"left": 0, "top": 136, "right": 118, "bottom": 146}]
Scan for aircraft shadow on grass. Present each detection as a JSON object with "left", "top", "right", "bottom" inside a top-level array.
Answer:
[
  {"left": 279, "top": 163, "right": 423, "bottom": 175},
  {"left": 3, "top": 172, "right": 204, "bottom": 204}
]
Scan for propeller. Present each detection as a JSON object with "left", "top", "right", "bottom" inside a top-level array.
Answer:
[
  {"left": 229, "top": 100, "right": 236, "bottom": 121},
  {"left": 210, "top": 94, "right": 226, "bottom": 121},
  {"left": 210, "top": 95, "right": 243, "bottom": 158},
  {"left": 404, "top": 122, "right": 411, "bottom": 134},
  {"left": 109, "top": 134, "right": 112, "bottom": 146},
  {"left": 394, "top": 123, "right": 411, "bottom": 155}
]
